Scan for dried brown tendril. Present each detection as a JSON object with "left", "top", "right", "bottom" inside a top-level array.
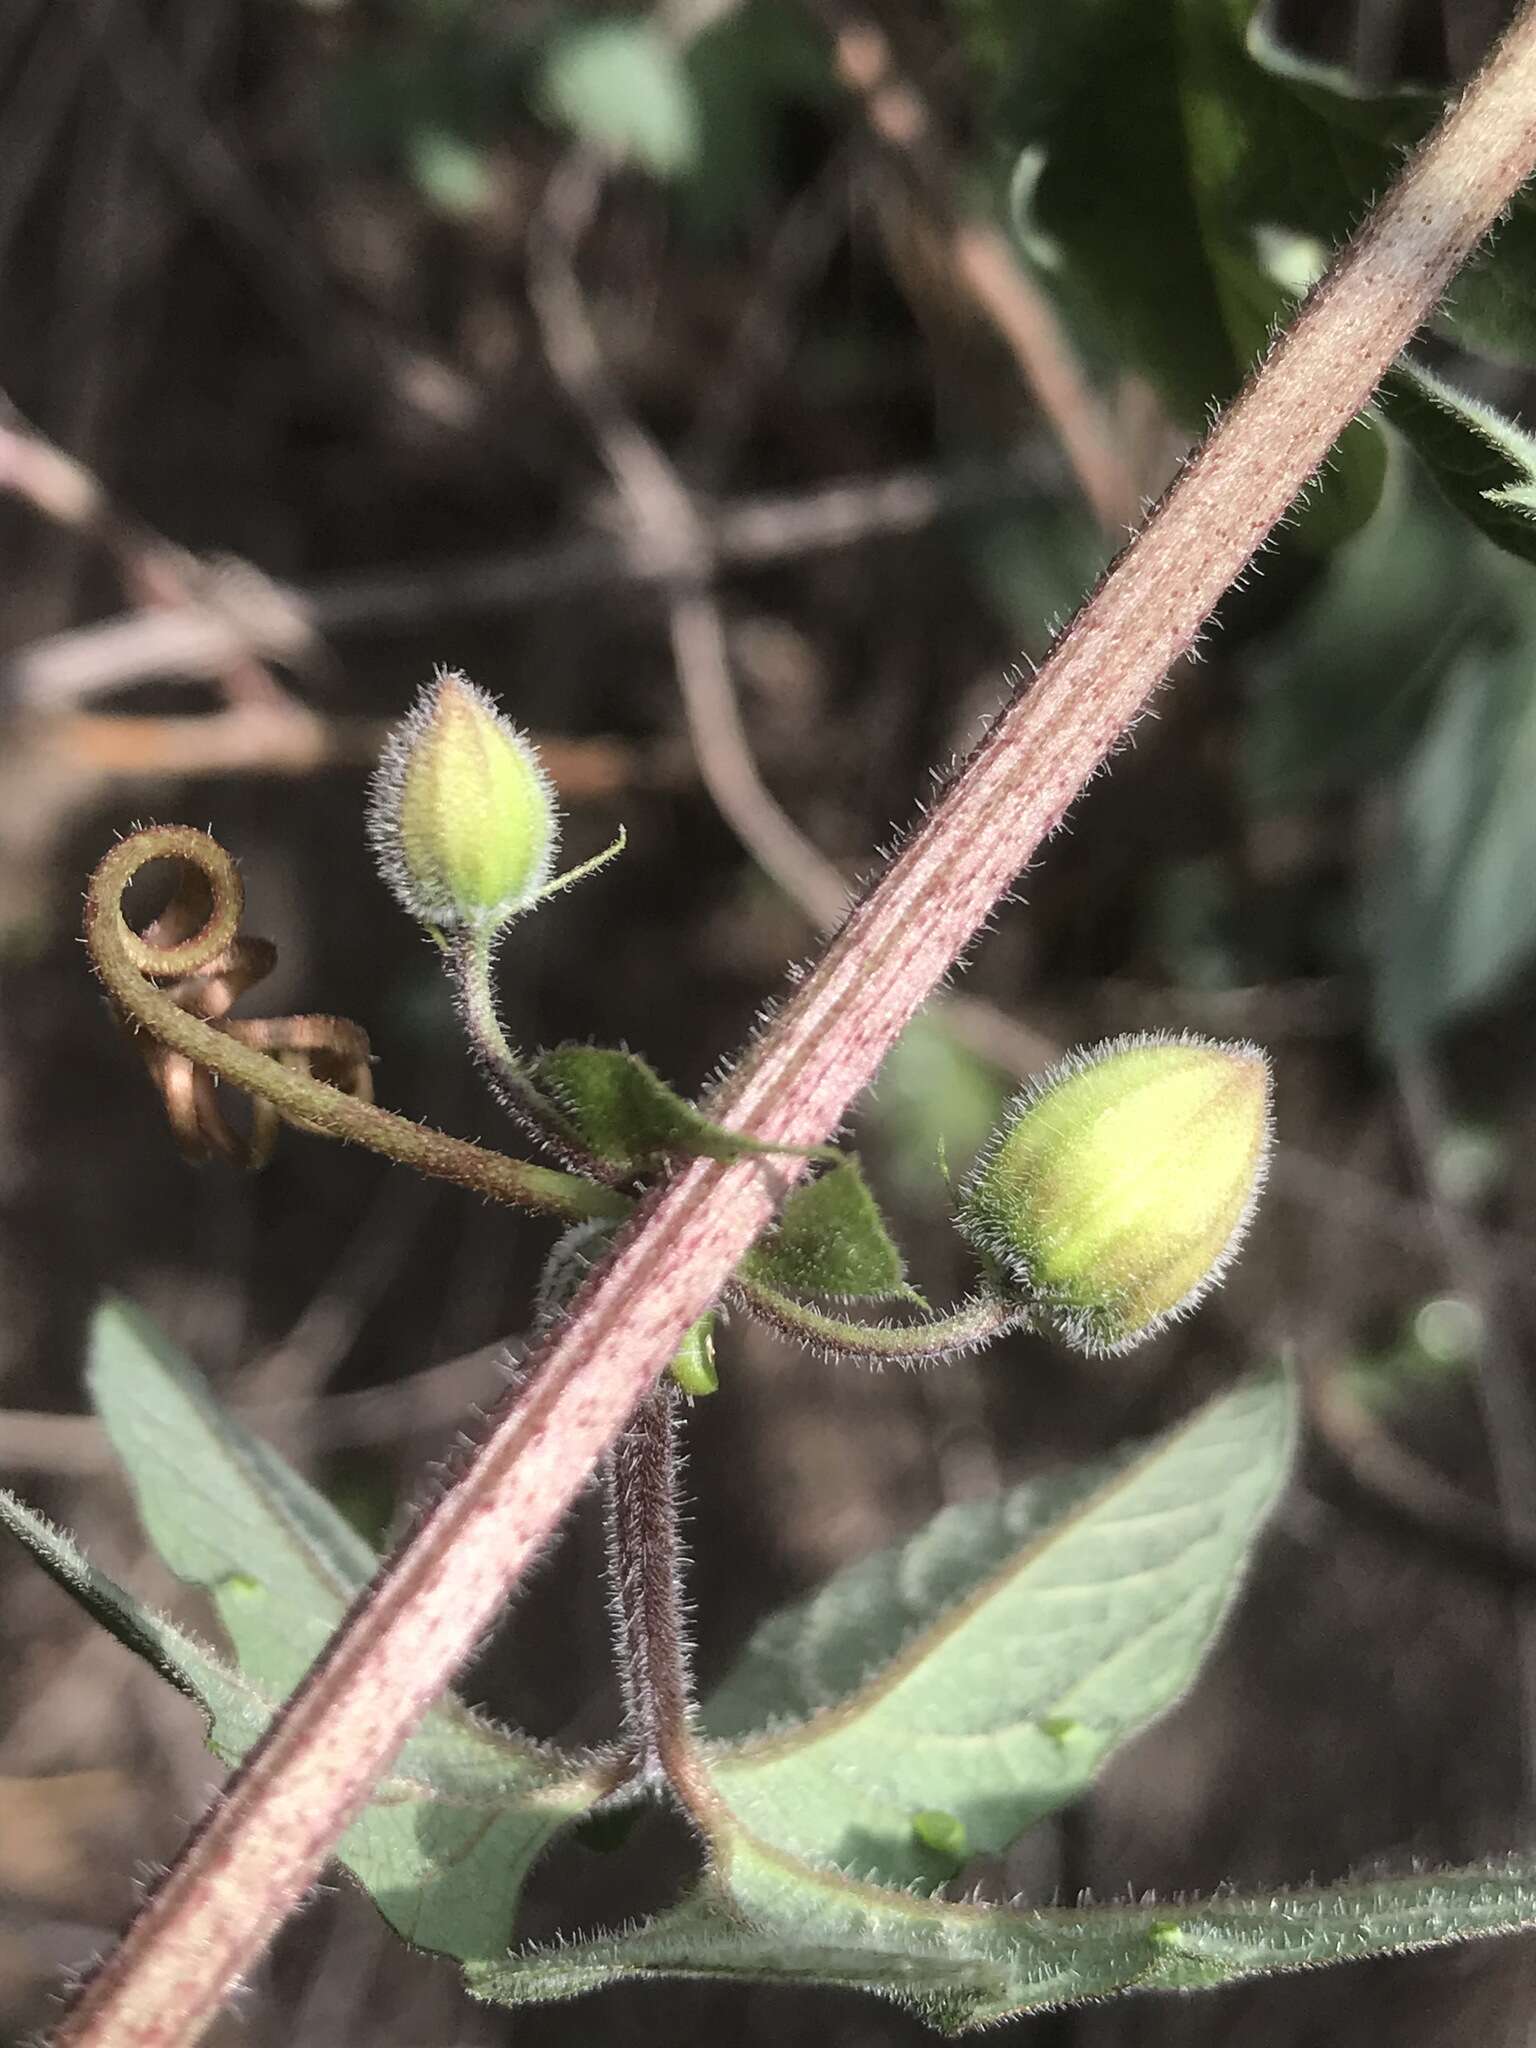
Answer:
[
  {"left": 83, "top": 825, "right": 623, "bottom": 1220},
  {"left": 101, "top": 828, "right": 372, "bottom": 1168}
]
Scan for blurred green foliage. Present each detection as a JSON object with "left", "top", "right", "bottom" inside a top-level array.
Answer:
[
  {"left": 324, "top": 1, "right": 828, "bottom": 229},
  {"left": 958, "top": 0, "right": 1536, "bottom": 1050}
]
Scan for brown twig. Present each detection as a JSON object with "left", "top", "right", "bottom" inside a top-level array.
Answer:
[
  {"left": 12, "top": 709, "right": 646, "bottom": 801},
  {"left": 50, "top": 18, "right": 1536, "bottom": 2040},
  {"left": 529, "top": 150, "right": 859, "bottom": 934},
  {"left": 0, "top": 392, "right": 319, "bottom": 708},
  {"left": 0, "top": 1342, "right": 514, "bottom": 1478},
  {"left": 67, "top": 0, "right": 481, "bottom": 442},
  {"left": 527, "top": 146, "right": 1068, "bottom": 1059},
  {"left": 526, "top": 154, "right": 1149, "bottom": 1090},
  {"left": 3, "top": 460, "right": 1037, "bottom": 704},
  {"left": 678, "top": 148, "right": 854, "bottom": 489}
]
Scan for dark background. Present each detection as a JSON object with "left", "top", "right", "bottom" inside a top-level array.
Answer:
[{"left": 4, "top": 1, "right": 1536, "bottom": 2041}]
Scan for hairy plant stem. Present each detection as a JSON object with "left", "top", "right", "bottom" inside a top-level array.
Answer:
[
  {"left": 86, "top": 827, "right": 625, "bottom": 1228},
  {"left": 446, "top": 924, "right": 603, "bottom": 1173},
  {"left": 735, "top": 1277, "right": 1026, "bottom": 1364},
  {"left": 54, "top": 18, "right": 1536, "bottom": 2042},
  {"left": 602, "top": 1389, "right": 713, "bottom": 1809}
]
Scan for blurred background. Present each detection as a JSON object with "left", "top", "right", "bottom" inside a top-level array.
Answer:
[{"left": 5, "top": 0, "right": 1536, "bottom": 2040}]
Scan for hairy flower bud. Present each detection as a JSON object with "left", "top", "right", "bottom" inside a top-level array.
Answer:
[
  {"left": 956, "top": 1033, "right": 1272, "bottom": 1355},
  {"left": 367, "top": 668, "right": 557, "bottom": 934}
]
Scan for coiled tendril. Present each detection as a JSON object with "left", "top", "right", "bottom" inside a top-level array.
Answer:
[
  {"left": 84, "top": 826, "right": 622, "bottom": 1221},
  {"left": 100, "top": 827, "right": 371, "bottom": 1167}
]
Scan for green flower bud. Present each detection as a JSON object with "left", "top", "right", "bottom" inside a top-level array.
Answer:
[
  {"left": 367, "top": 668, "right": 557, "bottom": 934},
  {"left": 956, "top": 1033, "right": 1272, "bottom": 1355}
]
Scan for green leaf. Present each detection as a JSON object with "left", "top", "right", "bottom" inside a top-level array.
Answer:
[
  {"left": 540, "top": 19, "right": 700, "bottom": 178},
  {"left": 702, "top": 1374, "right": 1293, "bottom": 1887},
  {"left": 1169, "top": 0, "right": 1394, "bottom": 547},
  {"left": 88, "top": 1300, "right": 377, "bottom": 1690},
  {"left": 533, "top": 1044, "right": 827, "bottom": 1177},
  {"left": 1377, "top": 359, "right": 1536, "bottom": 566},
  {"left": 1007, "top": 0, "right": 1389, "bottom": 543},
  {"left": 0, "top": 1488, "right": 272, "bottom": 1762},
  {"left": 1364, "top": 588, "right": 1536, "bottom": 1049},
  {"left": 405, "top": 125, "right": 493, "bottom": 217},
  {"left": 1000, "top": 0, "right": 1236, "bottom": 426},
  {"left": 979, "top": 0, "right": 1536, "bottom": 558},
  {"left": 1174, "top": 4, "right": 1536, "bottom": 547},
  {"left": 740, "top": 1156, "right": 914, "bottom": 1302},
  {"left": 1243, "top": 447, "right": 1481, "bottom": 807},
  {"left": 79, "top": 1300, "right": 609, "bottom": 1967},
  {"left": 1242, "top": 9, "right": 1536, "bottom": 370},
  {"left": 471, "top": 1822, "right": 1536, "bottom": 2029},
  {"left": 1187, "top": 19, "right": 1536, "bottom": 551},
  {"left": 679, "top": 1, "right": 833, "bottom": 239}
]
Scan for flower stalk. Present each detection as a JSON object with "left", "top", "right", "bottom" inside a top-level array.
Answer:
[
  {"left": 602, "top": 1389, "right": 713, "bottom": 1807},
  {"left": 446, "top": 921, "right": 604, "bottom": 1172},
  {"left": 734, "top": 1276, "right": 1026, "bottom": 1365}
]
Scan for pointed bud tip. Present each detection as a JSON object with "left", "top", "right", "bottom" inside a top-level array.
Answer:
[
  {"left": 956, "top": 1032, "right": 1273, "bottom": 1355},
  {"left": 366, "top": 667, "right": 558, "bottom": 934}
]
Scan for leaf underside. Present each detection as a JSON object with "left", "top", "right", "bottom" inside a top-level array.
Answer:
[
  {"left": 63, "top": 1303, "right": 606, "bottom": 1967},
  {"left": 5, "top": 1315, "right": 1532, "bottom": 2019},
  {"left": 472, "top": 1827, "right": 1536, "bottom": 2033}
]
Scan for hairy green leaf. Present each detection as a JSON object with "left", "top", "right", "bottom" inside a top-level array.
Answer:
[
  {"left": 79, "top": 1301, "right": 610, "bottom": 1966},
  {"left": 703, "top": 1374, "right": 1293, "bottom": 1887},
  {"left": 740, "top": 1156, "right": 914, "bottom": 1301},
  {"left": 89, "top": 1300, "right": 378, "bottom": 1689},
  {"left": 1377, "top": 359, "right": 1536, "bottom": 565},
  {"left": 0, "top": 1489, "right": 272, "bottom": 1761},
  {"left": 471, "top": 1822, "right": 1536, "bottom": 2029},
  {"left": 533, "top": 1044, "right": 821, "bottom": 1177}
]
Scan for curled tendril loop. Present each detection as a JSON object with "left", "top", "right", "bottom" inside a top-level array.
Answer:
[
  {"left": 83, "top": 826, "right": 622, "bottom": 1221},
  {"left": 89, "top": 825, "right": 372, "bottom": 1168}
]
